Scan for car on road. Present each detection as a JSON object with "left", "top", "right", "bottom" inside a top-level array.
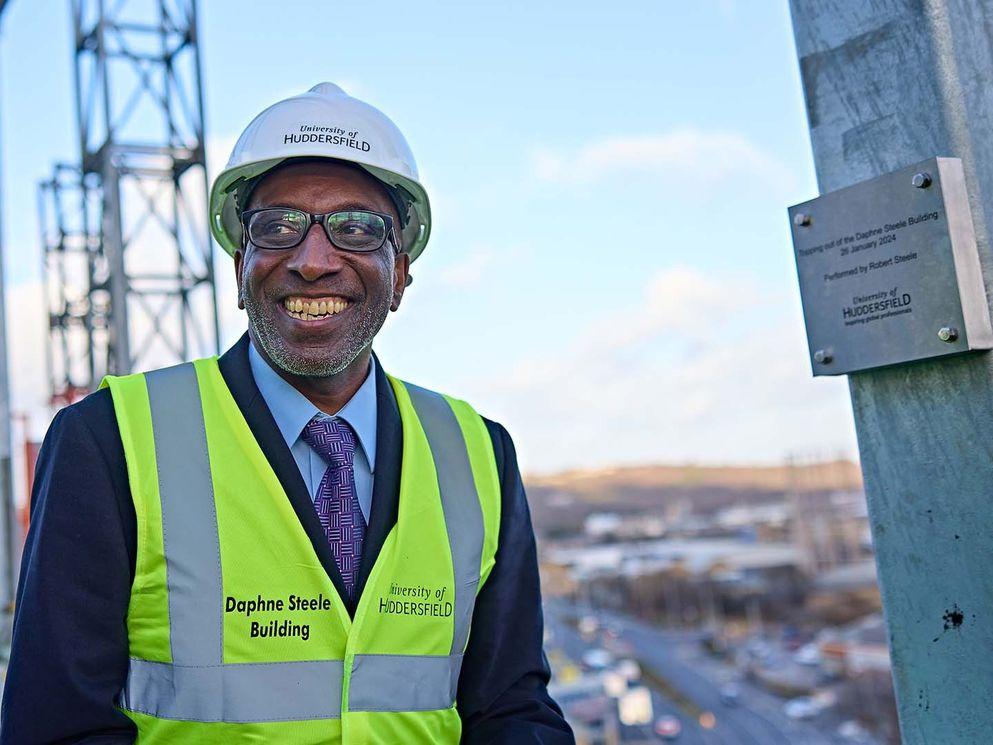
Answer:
[
  {"left": 783, "top": 696, "right": 820, "bottom": 720},
  {"left": 793, "top": 643, "right": 822, "bottom": 666},
  {"left": 837, "top": 719, "right": 872, "bottom": 741},
  {"left": 614, "top": 658, "right": 641, "bottom": 681},
  {"left": 578, "top": 615, "right": 599, "bottom": 640},
  {"left": 581, "top": 648, "right": 613, "bottom": 671},
  {"left": 719, "top": 683, "right": 740, "bottom": 706},
  {"left": 654, "top": 714, "right": 681, "bottom": 740}
]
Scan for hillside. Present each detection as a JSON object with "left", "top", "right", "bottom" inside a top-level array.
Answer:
[{"left": 523, "top": 460, "right": 862, "bottom": 538}]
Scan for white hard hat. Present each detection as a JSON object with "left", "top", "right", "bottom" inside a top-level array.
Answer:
[{"left": 209, "top": 82, "right": 431, "bottom": 261}]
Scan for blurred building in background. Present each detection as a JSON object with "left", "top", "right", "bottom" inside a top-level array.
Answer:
[{"left": 531, "top": 458, "right": 898, "bottom": 744}]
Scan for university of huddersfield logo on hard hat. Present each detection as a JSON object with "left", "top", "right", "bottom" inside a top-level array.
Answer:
[{"left": 282, "top": 124, "right": 372, "bottom": 153}]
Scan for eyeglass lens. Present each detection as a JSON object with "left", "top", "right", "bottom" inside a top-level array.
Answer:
[{"left": 247, "top": 209, "right": 388, "bottom": 251}]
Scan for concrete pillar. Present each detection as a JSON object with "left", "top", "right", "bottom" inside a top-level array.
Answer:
[{"left": 789, "top": 3, "right": 993, "bottom": 741}]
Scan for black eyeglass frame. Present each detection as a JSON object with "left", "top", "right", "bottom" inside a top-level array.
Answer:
[{"left": 240, "top": 207, "right": 401, "bottom": 254}]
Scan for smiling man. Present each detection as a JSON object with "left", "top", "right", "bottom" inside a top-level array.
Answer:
[{"left": 1, "top": 83, "right": 573, "bottom": 744}]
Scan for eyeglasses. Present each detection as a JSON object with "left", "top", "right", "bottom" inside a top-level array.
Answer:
[{"left": 241, "top": 207, "right": 398, "bottom": 253}]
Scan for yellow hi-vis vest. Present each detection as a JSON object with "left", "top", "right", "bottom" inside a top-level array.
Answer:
[{"left": 102, "top": 357, "right": 501, "bottom": 743}]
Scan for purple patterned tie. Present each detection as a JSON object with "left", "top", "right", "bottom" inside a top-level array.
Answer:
[{"left": 301, "top": 416, "right": 365, "bottom": 597}]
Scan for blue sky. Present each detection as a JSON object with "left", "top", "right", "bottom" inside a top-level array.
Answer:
[{"left": 0, "top": 0, "right": 857, "bottom": 473}]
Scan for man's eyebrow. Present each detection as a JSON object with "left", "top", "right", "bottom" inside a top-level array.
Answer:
[
  {"left": 253, "top": 201, "right": 387, "bottom": 213},
  {"left": 333, "top": 202, "right": 387, "bottom": 213}
]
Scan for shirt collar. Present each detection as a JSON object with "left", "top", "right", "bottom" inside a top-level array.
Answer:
[{"left": 248, "top": 341, "right": 378, "bottom": 472}]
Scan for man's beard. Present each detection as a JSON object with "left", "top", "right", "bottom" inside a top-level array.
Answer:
[{"left": 242, "top": 284, "right": 390, "bottom": 378}]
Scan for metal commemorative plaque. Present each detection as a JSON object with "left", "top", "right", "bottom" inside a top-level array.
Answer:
[{"left": 788, "top": 157, "right": 993, "bottom": 376}]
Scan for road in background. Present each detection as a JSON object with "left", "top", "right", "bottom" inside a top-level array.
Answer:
[{"left": 546, "top": 602, "right": 877, "bottom": 745}]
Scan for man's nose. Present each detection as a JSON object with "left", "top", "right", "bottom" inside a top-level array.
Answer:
[{"left": 285, "top": 223, "right": 346, "bottom": 281}]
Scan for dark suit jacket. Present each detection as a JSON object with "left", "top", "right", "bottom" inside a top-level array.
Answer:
[{"left": 0, "top": 334, "right": 573, "bottom": 744}]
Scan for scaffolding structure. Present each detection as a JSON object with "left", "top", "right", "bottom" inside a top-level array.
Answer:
[
  {"left": 43, "top": 0, "right": 218, "bottom": 402},
  {"left": 39, "top": 164, "right": 104, "bottom": 404}
]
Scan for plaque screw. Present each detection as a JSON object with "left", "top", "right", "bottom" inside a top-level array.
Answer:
[
  {"left": 813, "top": 349, "right": 833, "bottom": 364},
  {"left": 938, "top": 326, "right": 959, "bottom": 343},
  {"left": 793, "top": 212, "right": 812, "bottom": 228},
  {"left": 912, "top": 172, "right": 932, "bottom": 189}
]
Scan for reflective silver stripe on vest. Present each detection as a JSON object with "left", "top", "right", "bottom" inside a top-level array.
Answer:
[
  {"left": 403, "top": 384, "right": 484, "bottom": 654},
  {"left": 348, "top": 654, "right": 462, "bottom": 712},
  {"left": 120, "top": 658, "right": 344, "bottom": 722},
  {"left": 393, "top": 383, "right": 485, "bottom": 703},
  {"left": 146, "top": 362, "right": 223, "bottom": 666}
]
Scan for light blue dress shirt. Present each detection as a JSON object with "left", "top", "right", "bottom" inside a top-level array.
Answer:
[{"left": 248, "top": 342, "right": 377, "bottom": 523}]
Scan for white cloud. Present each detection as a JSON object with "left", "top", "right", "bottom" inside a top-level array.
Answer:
[
  {"left": 470, "top": 267, "right": 856, "bottom": 474},
  {"left": 5, "top": 282, "right": 48, "bottom": 426},
  {"left": 1, "top": 281, "right": 49, "bottom": 506},
  {"left": 531, "top": 129, "right": 794, "bottom": 195},
  {"left": 423, "top": 243, "right": 530, "bottom": 291},
  {"left": 580, "top": 266, "right": 759, "bottom": 350}
]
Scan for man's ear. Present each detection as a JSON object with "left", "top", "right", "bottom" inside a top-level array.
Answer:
[
  {"left": 391, "top": 251, "right": 411, "bottom": 311},
  {"left": 234, "top": 249, "right": 246, "bottom": 310}
]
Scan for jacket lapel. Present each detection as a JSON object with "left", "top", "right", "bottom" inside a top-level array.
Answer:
[
  {"left": 353, "top": 352, "right": 402, "bottom": 603},
  {"left": 217, "top": 334, "right": 352, "bottom": 608}
]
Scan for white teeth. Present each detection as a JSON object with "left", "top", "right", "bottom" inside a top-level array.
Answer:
[{"left": 284, "top": 297, "right": 350, "bottom": 319}]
